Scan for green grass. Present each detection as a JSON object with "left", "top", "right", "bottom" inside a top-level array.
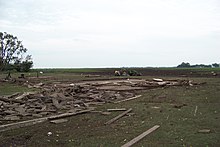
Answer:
[
  {"left": 31, "top": 68, "right": 110, "bottom": 73},
  {"left": 0, "top": 83, "right": 35, "bottom": 96},
  {"left": 0, "top": 72, "right": 219, "bottom": 146}
]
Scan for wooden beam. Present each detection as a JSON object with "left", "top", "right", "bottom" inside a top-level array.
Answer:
[
  {"left": 0, "top": 109, "right": 93, "bottom": 132},
  {"left": 48, "top": 109, "right": 92, "bottom": 120},
  {"left": 105, "top": 108, "right": 132, "bottom": 125},
  {"left": 114, "top": 95, "right": 142, "bottom": 104},
  {"left": 0, "top": 117, "right": 48, "bottom": 132},
  {"left": 121, "top": 125, "right": 160, "bottom": 147},
  {"left": 107, "top": 108, "right": 127, "bottom": 111}
]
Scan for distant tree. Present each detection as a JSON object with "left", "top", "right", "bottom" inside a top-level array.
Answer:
[
  {"left": 212, "top": 63, "right": 220, "bottom": 68},
  {"left": 0, "top": 32, "right": 33, "bottom": 71},
  {"left": 14, "top": 55, "right": 33, "bottom": 72},
  {"left": 177, "top": 62, "right": 191, "bottom": 68},
  {"left": 191, "top": 64, "right": 211, "bottom": 68}
]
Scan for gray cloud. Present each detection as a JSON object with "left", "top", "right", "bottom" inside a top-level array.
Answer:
[{"left": 0, "top": 0, "right": 220, "bottom": 68}]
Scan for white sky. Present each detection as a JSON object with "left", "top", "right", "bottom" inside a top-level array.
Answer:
[{"left": 0, "top": 0, "right": 220, "bottom": 68}]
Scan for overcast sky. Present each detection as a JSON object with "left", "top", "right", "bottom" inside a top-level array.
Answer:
[{"left": 0, "top": 0, "right": 219, "bottom": 68}]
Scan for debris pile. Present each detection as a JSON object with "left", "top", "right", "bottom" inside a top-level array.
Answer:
[
  {"left": 114, "top": 69, "right": 142, "bottom": 76},
  {"left": 0, "top": 78, "right": 204, "bottom": 121}
]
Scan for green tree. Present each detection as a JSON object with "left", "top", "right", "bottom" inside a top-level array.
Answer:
[
  {"left": 177, "top": 62, "right": 191, "bottom": 68},
  {"left": 0, "top": 32, "right": 33, "bottom": 71},
  {"left": 212, "top": 63, "right": 220, "bottom": 68},
  {"left": 14, "top": 55, "right": 33, "bottom": 72}
]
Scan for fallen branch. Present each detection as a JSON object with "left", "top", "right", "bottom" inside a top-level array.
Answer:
[
  {"left": 105, "top": 108, "right": 132, "bottom": 125},
  {"left": 114, "top": 95, "right": 142, "bottom": 104},
  {"left": 121, "top": 125, "right": 160, "bottom": 147}
]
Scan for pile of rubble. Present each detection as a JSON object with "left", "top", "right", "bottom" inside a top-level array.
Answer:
[{"left": 0, "top": 78, "right": 204, "bottom": 121}]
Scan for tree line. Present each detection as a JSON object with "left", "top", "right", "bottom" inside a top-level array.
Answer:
[
  {"left": 0, "top": 32, "right": 33, "bottom": 72},
  {"left": 177, "top": 62, "right": 220, "bottom": 68}
]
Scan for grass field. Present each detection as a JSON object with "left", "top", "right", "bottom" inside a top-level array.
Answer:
[{"left": 0, "top": 68, "right": 219, "bottom": 146}]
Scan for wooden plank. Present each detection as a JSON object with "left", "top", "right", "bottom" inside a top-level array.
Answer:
[
  {"left": 50, "top": 119, "right": 68, "bottom": 124},
  {"left": 114, "top": 95, "right": 142, "bottom": 104},
  {"left": 121, "top": 125, "right": 160, "bottom": 147},
  {"left": 105, "top": 108, "right": 132, "bottom": 125},
  {"left": 0, "top": 109, "right": 93, "bottom": 132},
  {"left": 153, "top": 78, "right": 163, "bottom": 82},
  {"left": 0, "top": 117, "right": 48, "bottom": 132},
  {"left": 48, "top": 109, "right": 93, "bottom": 120},
  {"left": 198, "top": 129, "right": 211, "bottom": 133},
  {"left": 194, "top": 106, "right": 198, "bottom": 116},
  {"left": 107, "top": 108, "right": 127, "bottom": 111}
]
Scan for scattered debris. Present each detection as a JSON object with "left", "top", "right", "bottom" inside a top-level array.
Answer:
[
  {"left": 0, "top": 96, "right": 24, "bottom": 104},
  {"left": 107, "top": 108, "right": 127, "bottom": 111},
  {"left": 153, "top": 78, "right": 163, "bottom": 82},
  {"left": 173, "top": 103, "right": 187, "bottom": 109},
  {"left": 114, "top": 69, "right": 141, "bottom": 76},
  {"left": 194, "top": 106, "right": 198, "bottom": 116},
  {"left": 151, "top": 106, "right": 160, "bottom": 109},
  {"left": 47, "top": 132, "right": 52, "bottom": 136},
  {"left": 0, "top": 109, "right": 92, "bottom": 132},
  {"left": 48, "top": 109, "right": 93, "bottom": 120},
  {"left": 0, "top": 78, "right": 204, "bottom": 129},
  {"left": 121, "top": 125, "right": 160, "bottom": 147},
  {"left": 198, "top": 129, "right": 211, "bottom": 133},
  {"left": 0, "top": 117, "right": 48, "bottom": 132},
  {"left": 4, "top": 115, "right": 20, "bottom": 121},
  {"left": 114, "top": 95, "right": 142, "bottom": 103},
  {"left": 211, "top": 71, "right": 217, "bottom": 76},
  {"left": 105, "top": 108, "right": 132, "bottom": 125},
  {"left": 126, "top": 113, "right": 135, "bottom": 116}
]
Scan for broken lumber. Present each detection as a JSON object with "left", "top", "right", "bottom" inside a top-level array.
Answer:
[
  {"left": 121, "top": 125, "right": 160, "bottom": 147},
  {"left": 48, "top": 109, "right": 93, "bottom": 120},
  {"left": 198, "top": 129, "right": 211, "bottom": 133},
  {"left": 6, "top": 92, "right": 21, "bottom": 99},
  {"left": 0, "top": 109, "right": 93, "bottom": 132},
  {"left": 52, "top": 98, "right": 62, "bottom": 109},
  {"left": 105, "top": 108, "right": 132, "bottom": 125},
  {"left": 0, "top": 96, "right": 24, "bottom": 104},
  {"left": 153, "top": 78, "right": 163, "bottom": 82},
  {"left": 114, "top": 95, "right": 142, "bottom": 103},
  {"left": 107, "top": 108, "right": 127, "bottom": 111},
  {"left": 50, "top": 119, "right": 68, "bottom": 124},
  {"left": 194, "top": 106, "right": 198, "bottom": 116},
  {"left": 0, "top": 117, "right": 48, "bottom": 132}
]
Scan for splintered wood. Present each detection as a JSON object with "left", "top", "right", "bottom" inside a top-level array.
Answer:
[
  {"left": 107, "top": 108, "right": 127, "bottom": 111},
  {"left": 0, "top": 78, "right": 202, "bottom": 131},
  {"left": 114, "top": 95, "right": 142, "bottom": 103},
  {"left": 0, "top": 109, "right": 92, "bottom": 132},
  {"left": 121, "top": 125, "right": 160, "bottom": 147},
  {"left": 105, "top": 108, "right": 132, "bottom": 125}
]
